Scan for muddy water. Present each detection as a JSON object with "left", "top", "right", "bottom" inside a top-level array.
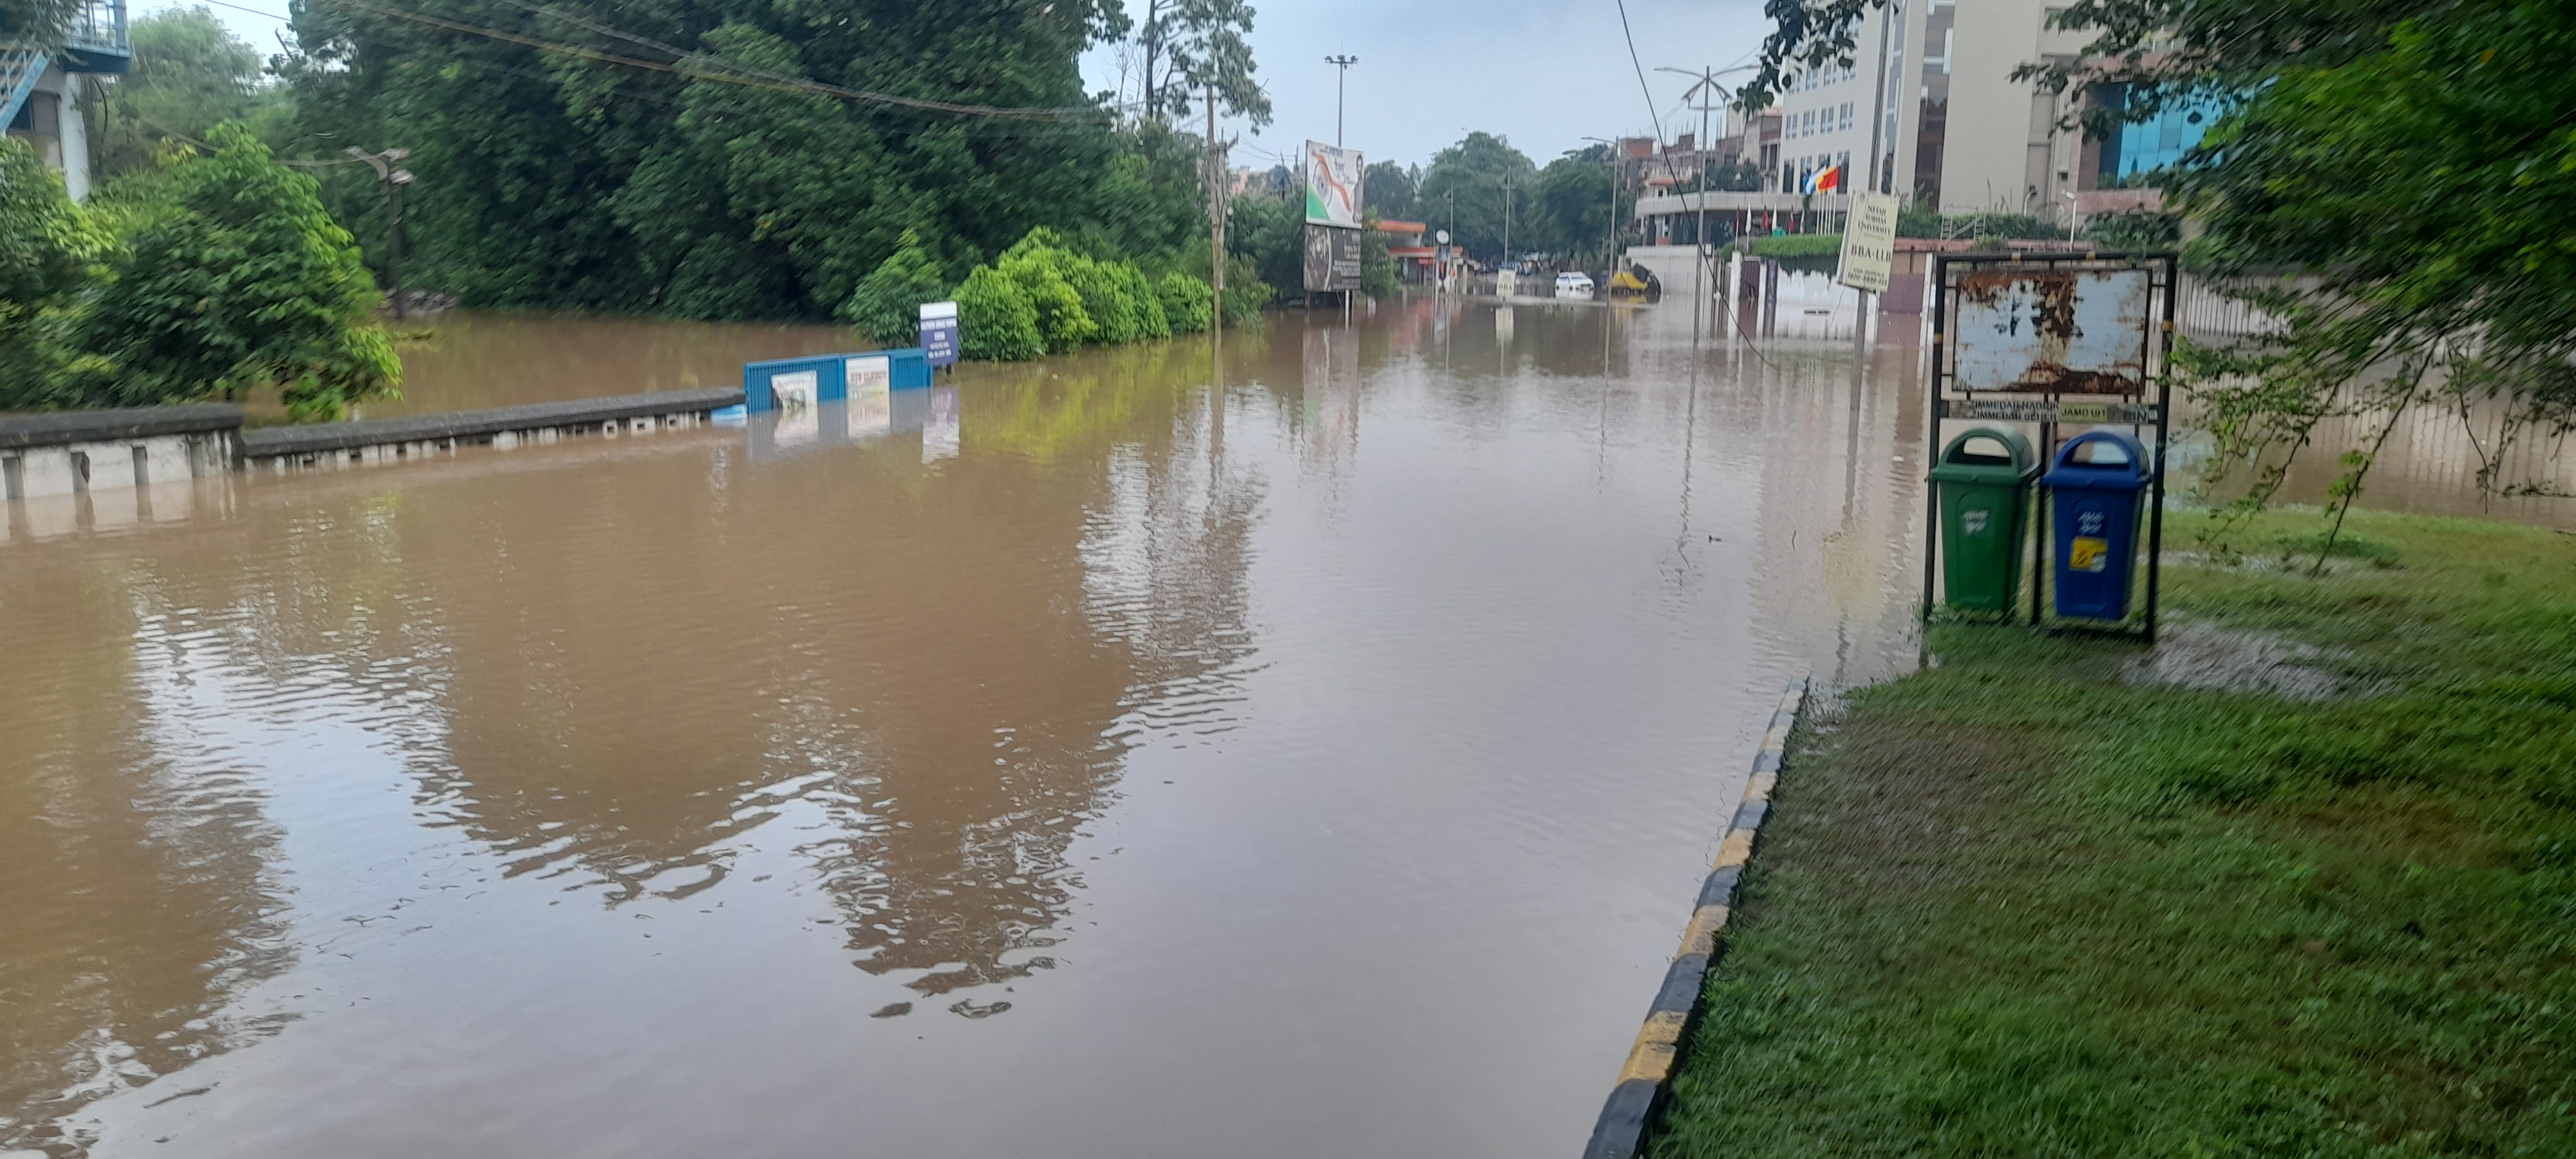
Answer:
[
  {"left": 0, "top": 300, "right": 1929, "bottom": 1158},
  {"left": 353, "top": 312, "right": 863, "bottom": 419}
]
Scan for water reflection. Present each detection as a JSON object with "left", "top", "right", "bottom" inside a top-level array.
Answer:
[{"left": 4, "top": 296, "right": 2538, "bottom": 1159}]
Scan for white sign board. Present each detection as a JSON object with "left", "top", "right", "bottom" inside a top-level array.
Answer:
[
  {"left": 1304, "top": 140, "right": 1364, "bottom": 228},
  {"left": 1836, "top": 193, "right": 1899, "bottom": 294},
  {"left": 1951, "top": 266, "right": 2154, "bottom": 394}
]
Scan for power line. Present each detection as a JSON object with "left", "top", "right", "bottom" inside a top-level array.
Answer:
[
  {"left": 333, "top": 0, "right": 1109, "bottom": 122},
  {"left": 1611, "top": 0, "right": 1665, "bottom": 145}
]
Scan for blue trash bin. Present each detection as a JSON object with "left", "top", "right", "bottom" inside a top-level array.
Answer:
[{"left": 2041, "top": 430, "right": 2152, "bottom": 621}]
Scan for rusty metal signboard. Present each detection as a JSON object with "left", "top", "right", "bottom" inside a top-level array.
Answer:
[
  {"left": 1925, "top": 252, "right": 2180, "bottom": 643},
  {"left": 1950, "top": 266, "right": 2153, "bottom": 394}
]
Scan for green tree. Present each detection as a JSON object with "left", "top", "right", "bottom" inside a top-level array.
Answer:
[
  {"left": 1362, "top": 160, "right": 1416, "bottom": 220},
  {"left": 1531, "top": 145, "right": 1620, "bottom": 264},
  {"left": 74, "top": 124, "right": 398, "bottom": 421},
  {"left": 0, "top": 0, "right": 84, "bottom": 49},
  {"left": 1133, "top": 0, "right": 1271, "bottom": 126},
  {"left": 91, "top": 8, "right": 274, "bottom": 180},
  {"left": 1417, "top": 131, "right": 1537, "bottom": 261},
  {"left": 1743, "top": 0, "right": 2576, "bottom": 524},
  {"left": 0, "top": 138, "right": 107, "bottom": 410},
  {"left": 279, "top": 0, "right": 1166, "bottom": 320}
]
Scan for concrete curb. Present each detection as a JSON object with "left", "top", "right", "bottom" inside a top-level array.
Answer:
[
  {"left": 240, "top": 387, "right": 745, "bottom": 464},
  {"left": 0, "top": 404, "right": 244, "bottom": 451},
  {"left": 1582, "top": 677, "right": 1810, "bottom": 1159}
]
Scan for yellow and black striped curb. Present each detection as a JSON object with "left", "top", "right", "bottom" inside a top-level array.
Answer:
[{"left": 1582, "top": 677, "right": 1809, "bottom": 1159}]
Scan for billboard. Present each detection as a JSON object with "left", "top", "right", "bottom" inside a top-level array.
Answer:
[
  {"left": 1949, "top": 266, "right": 2154, "bottom": 394},
  {"left": 1304, "top": 140, "right": 1364, "bottom": 228},
  {"left": 1302, "top": 223, "right": 1363, "bottom": 292}
]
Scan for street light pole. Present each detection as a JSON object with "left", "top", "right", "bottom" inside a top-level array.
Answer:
[
  {"left": 1582, "top": 136, "right": 1621, "bottom": 274},
  {"left": 1660, "top": 64, "right": 1756, "bottom": 341},
  {"left": 1323, "top": 55, "right": 1358, "bottom": 147},
  {"left": 345, "top": 146, "right": 413, "bottom": 320}
]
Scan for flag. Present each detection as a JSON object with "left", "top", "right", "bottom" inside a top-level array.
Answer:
[{"left": 1803, "top": 164, "right": 1842, "bottom": 195}]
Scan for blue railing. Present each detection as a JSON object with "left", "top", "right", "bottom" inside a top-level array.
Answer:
[{"left": 66, "top": 0, "right": 129, "bottom": 61}]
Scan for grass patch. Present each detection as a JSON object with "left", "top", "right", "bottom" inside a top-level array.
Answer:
[
  {"left": 1739, "top": 233, "right": 1844, "bottom": 259},
  {"left": 1649, "top": 508, "right": 2576, "bottom": 1159}
]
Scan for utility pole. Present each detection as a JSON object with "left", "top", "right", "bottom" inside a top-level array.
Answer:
[
  {"left": 346, "top": 146, "right": 414, "bottom": 320},
  {"left": 1660, "top": 64, "right": 1755, "bottom": 340},
  {"left": 1323, "top": 54, "right": 1358, "bottom": 147},
  {"left": 1206, "top": 85, "right": 1226, "bottom": 335}
]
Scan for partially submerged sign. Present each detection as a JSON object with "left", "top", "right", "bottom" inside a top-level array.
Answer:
[
  {"left": 1835, "top": 193, "right": 1899, "bottom": 294},
  {"left": 1303, "top": 223, "right": 1362, "bottom": 292},
  {"left": 1949, "top": 265, "right": 2154, "bottom": 394},
  {"left": 918, "top": 301, "right": 959, "bottom": 368}
]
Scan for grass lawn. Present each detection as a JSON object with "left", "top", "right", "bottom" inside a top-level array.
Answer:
[{"left": 1649, "top": 509, "right": 2576, "bottom": 1158}]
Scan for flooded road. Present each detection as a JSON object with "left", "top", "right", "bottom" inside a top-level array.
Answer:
[{"left": 4, "top": 299, "right": 1920, "bottom": 1158}]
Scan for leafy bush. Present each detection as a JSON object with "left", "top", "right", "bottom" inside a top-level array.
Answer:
[
  {"left": 837, "top": 230, "right": 947, "bottom": 344},
  {"left": 71, "top": 124, "right": 397, "bottom": 421},
  {"left": 0, "top": 138, "right": 107, "bottom": 410},
  {"left": 1158, "top": 270, "right": 1212, "bottom": 334},
  {"left": 993, "top": 229, "right": 1097, "bottom": 353},
  {"left": 954, "top": 265, "right": 1043, "bottom": 361},
  {"left": 2086, "top": 209, "right": 2182, "bottom": 251}
]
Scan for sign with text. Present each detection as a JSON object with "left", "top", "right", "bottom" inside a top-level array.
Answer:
[
  {"left": 1302, "top": 223, "right": 1362, "bottom": 292},
  {"left": 1304, "top": 140, "right": 1364, "bottom": 228},
  {"left": 1836, "top": 193, "right": 1899, "bottom": 294},
  {"left": 918, "top": 301, "right": 959, "bottom": 368}
]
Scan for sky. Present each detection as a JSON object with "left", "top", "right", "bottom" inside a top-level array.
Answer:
[
  {"left": 1081, "top": 0, "right": 1772, "bottom": 172},
  {"left": 158, "top": 0, "right": 1776, "bottom": 171}
]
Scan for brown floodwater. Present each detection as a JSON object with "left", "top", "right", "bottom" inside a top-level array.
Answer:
[{"left": 1, "top": 299, "right": 1929, "bottom": 1158}]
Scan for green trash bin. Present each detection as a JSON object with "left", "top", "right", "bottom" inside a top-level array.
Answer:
[{"left": 1929, "top": 427, "right": 2038, "bottom": 612}]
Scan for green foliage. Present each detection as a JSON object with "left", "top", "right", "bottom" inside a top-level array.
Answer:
[
  {"left": 0, "top": 140, "right": 108, "bottom": 410},
  {"left": 1362, "top": 160, "right": 1417, "bottom": 220},
  {"left": 1531, "top": 144, "right": 1621, "bottom": 264},
  {"left": 1741, "top": 232, "right": 1842, "bottom": 258},
  {"left": 0, "top": 0, "right": 85, "bottom": 48},
  {"left": 2085, "top": 208, "right": 2181, "bottom": 250},
  {"left": 91, "top": 8, "right": 276, "bottom": 180},
  {"left": 1359, "top": 216, "right": 1397, "bottom": 299},
  {"left": 954, "top": 265, "right": 1045, "bottom": 362},
  {"left": 1417, "top": 131, "right": 1537, "bottom": 260},
  {"left": 1132, "top": 0, "right": 1271, "bottom": 126},
  {"left": 278, "top": 0, "right": 1202, "bottom": 321},
  {"left": 951, "top": 227, "right": 1180, "bottom": 359},
  {"left": 1157, "top": 270, "right": 1212, "bottom": 334},
  {"left": 1224, "top": 193, "right": 1304, "bottom": 301},
  {"left": 1751, "top": 0, "right": 2576, "bottom": 513},
  {"left": 837, "top": 231, "right": 949, "bottom": 345},
  {"left": 1653, "top": 509, "right": 2576, "bottom": 1159},
  {"left": 73, "top": 124, "right": 398, "bottom": 421}
]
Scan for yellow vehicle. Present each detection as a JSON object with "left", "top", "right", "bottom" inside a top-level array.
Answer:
[{"left": 1606, "top": 264, "right": 1663, "bottom": 301}]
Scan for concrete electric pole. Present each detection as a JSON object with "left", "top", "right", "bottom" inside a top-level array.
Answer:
[{"left": 1206, "top": 85, "right": 1226, "bottom": 336}]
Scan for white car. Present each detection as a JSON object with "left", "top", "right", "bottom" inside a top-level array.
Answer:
[{"left": 1555, "top": 272, "right": 1596, "bottom": 299}]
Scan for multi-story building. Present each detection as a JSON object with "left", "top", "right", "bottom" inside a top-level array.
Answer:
[
  {"left": 3, "top": 0, "right": 131, "bottom": 200},
  {"left": 1754, "top": 0, "right": 2208, "bottom": 220}
]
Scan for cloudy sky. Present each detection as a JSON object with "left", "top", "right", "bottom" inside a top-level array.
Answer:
[
  {"left": 1082, "top": 0, "right": 1774, "bottom": 171},
  {"left": 159, "top": 0, "right": 1776, "bottom": 170}
]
